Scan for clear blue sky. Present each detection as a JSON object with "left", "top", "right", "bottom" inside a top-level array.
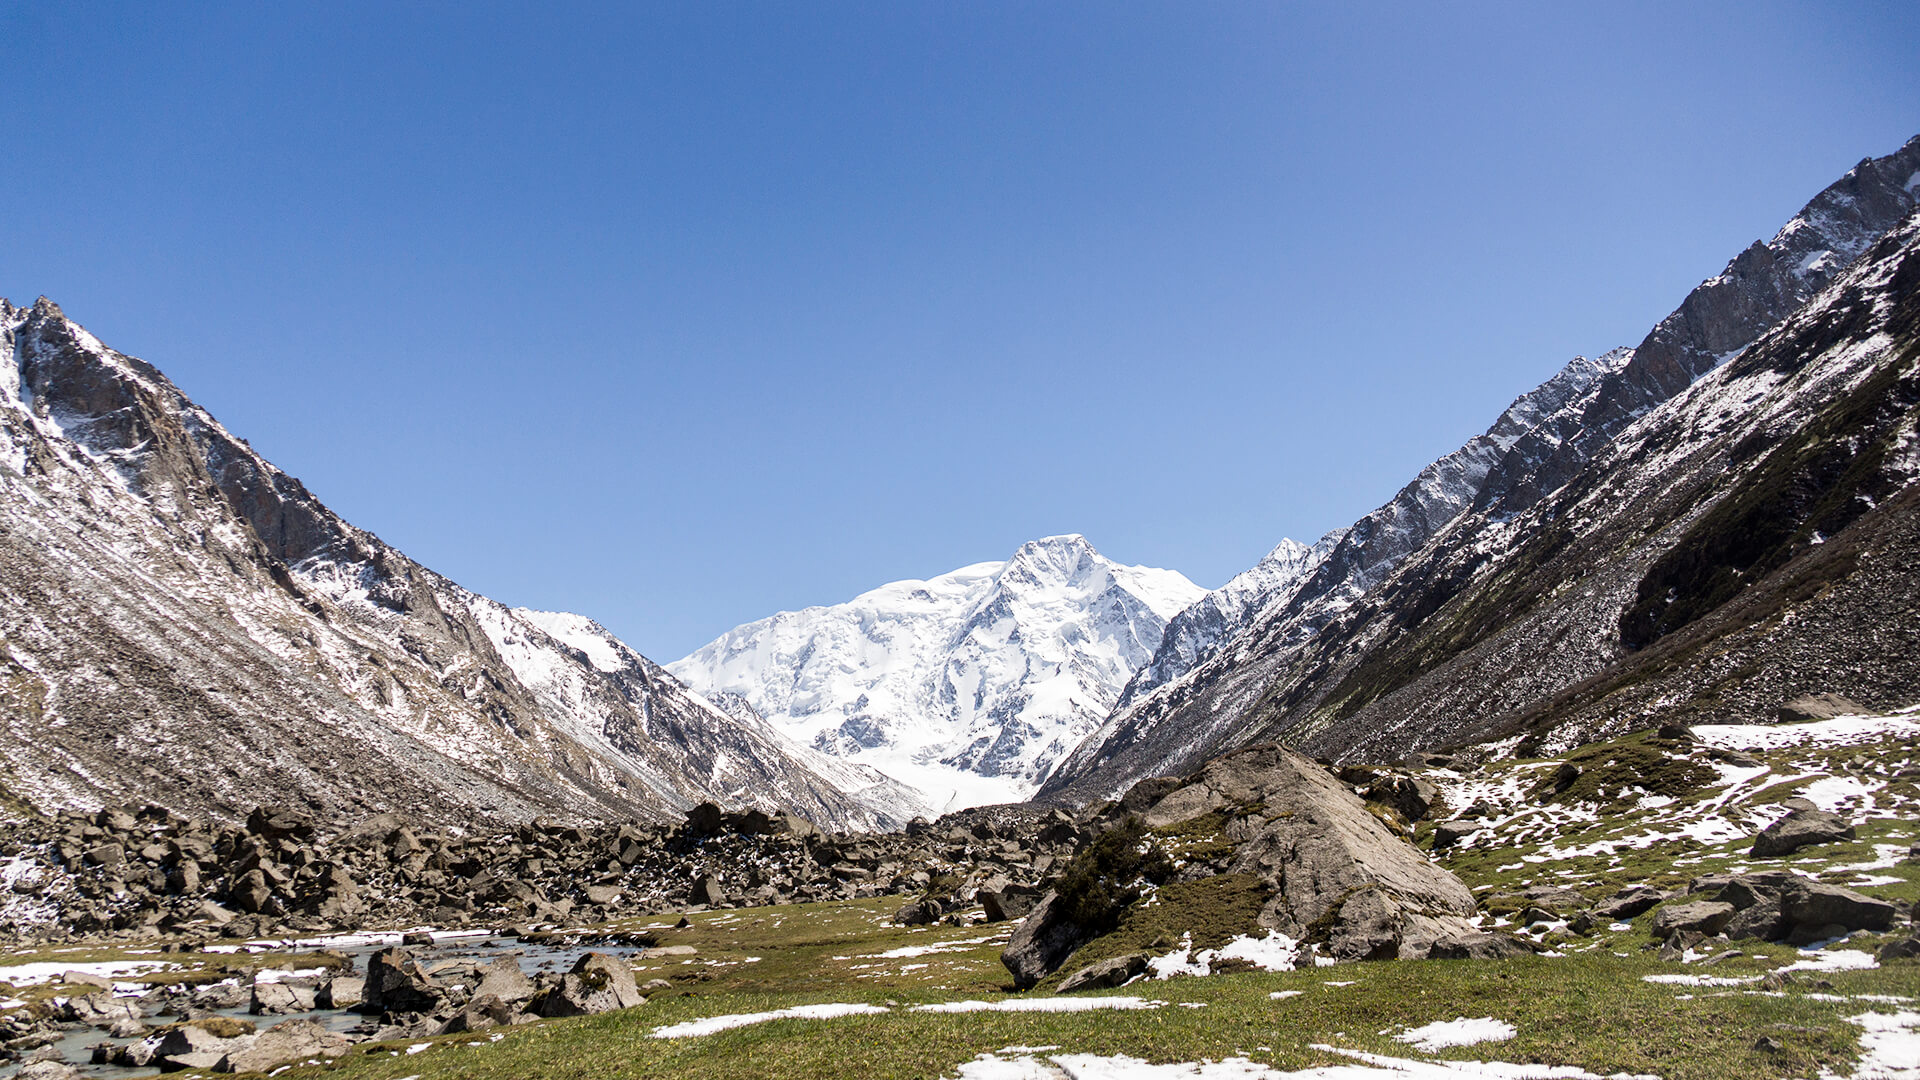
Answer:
[{"left": 3, "top": 3, "right": 1917, "bottom": 660}]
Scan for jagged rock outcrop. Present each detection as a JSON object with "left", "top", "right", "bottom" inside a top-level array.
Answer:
[
  {"left": 0, "top": 298, "right": 913, "bottom": 832},
  {"left": 1003, "top": 743, "right": 1477, "bottom": 987}
]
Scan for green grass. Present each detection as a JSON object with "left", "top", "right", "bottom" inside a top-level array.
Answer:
[
  {"left": 287, "top": 949, "right": 1917, "bottom": 1080},
  {"left": 14, "top": 719, "right": 1920, "bottom": 1079}
]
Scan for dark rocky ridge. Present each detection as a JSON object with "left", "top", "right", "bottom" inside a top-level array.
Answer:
[{"left": 1042, "top": 134, "right": 1920, "bottom": 802}]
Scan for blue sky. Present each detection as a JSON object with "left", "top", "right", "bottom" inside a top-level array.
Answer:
[{"left": 3, "top": 3, "right": 1917, "bottom": 660}]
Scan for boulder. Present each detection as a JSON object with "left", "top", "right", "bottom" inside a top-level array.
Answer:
[
  {"left": 1426, "top": 931, "right": 1537, "bottom": 960},
  {"left": 215, "top": 1019, "right": 351, "bottom": 1073},
  {"left": 248, "top": 979, "right": 317, "bottom": 1015},
  {"left": 316, "top": 974, "right": 364, "bottom": 1010},
  {"left": 531, "top": 952, "right": 644, "bottom": 1017},
  {"left": 438, "top": 993, "right": 524, "bottom": 1034},
  {"left": 1592, "top": 885, "right": 1673, "bottom": 920},
  {"left": 359, "top": 947, "right": 441, "bottom": 1014},
  {"left": 230, "top": 869, "right": 272, "bottom": 914},
  {"left": 1003, "top": 743, "right": 1481, "bottom": 988},
  {"left": 16, "top": 1063, "right": 86, "bottom": 1080},
  {"left": 473, "top": 955, "right": 536, "bottom": 1005},
  {"left": 894, "top": 898, "right": 941, "bottom": 926},
  {"left": 1651, "top": 901, "right": 1736, "bottom": 938},
  {"left": 1002, "top": 891, "right": 1093, "bottom": 990},
  {"left": 1778, "top": 694, "right": 1868, "bottom": 723},
  {"left": 1781, "top": 880, "right": 1897, "bottom": 934},
  {"left": 980, "top": 883, "right": 1043, "bottom": 923},
  {"left": 1726, "top": 900, "right": 1790, "bottom": 942},
  {"left": 1751, "top": 804, "right": 1856, "bottom": 857},
  {"left": 1056, "top": 953, "right": 1150, "bottom": 993},
  {"left": 685, "top": 802, "right": 725, "bottom": 836},
  {"left": 1364, "top": 776, "right": 1440, "bottom": 822},
  {"left": 244, "top": 806, "right": 314, "bottom": 841},
  {"left": 149, "top": 1022, "right": 256, "bottom": 1072},
  {"left": 60, "top": 991, "right": 142, "bottom": 1027},
  {"left": 692, "top": 874, "right": 727, "bottom": 908},
  {"left": 583, "top": 884, "right": 623, "bottom": 906},
  {"left": 1431, "top": 820, "right": 1480, "bottom": 850}
]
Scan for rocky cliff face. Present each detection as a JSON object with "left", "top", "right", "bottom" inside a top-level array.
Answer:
[
  {"left": 0, "top": 299, "right": 910, "bottom": 832},
  {"left": 670, "top": 535, "right": 1203, "bottom": 811},
  {"left": 1042, "top": 135, "right": 1920, "bottom": 803}
]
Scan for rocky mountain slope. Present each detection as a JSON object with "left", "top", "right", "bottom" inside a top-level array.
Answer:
[
  {"left": 1043, "top": 134, "right": 1920, "bottom": 802},
  {"left": 669, "top": 535, "right": 1202, "bottom": 811},
  {"left": 0, "top": 299, "right": 913, "bottom": 833}
]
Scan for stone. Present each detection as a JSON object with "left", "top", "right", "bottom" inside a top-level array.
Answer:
[
  {"left": 1726, "top": 899, "right": 1790, "bottom": 942},
  {"left": 1001, "top": 891, "right": 1092, "bottom": 990},
  {"left": 1751, "top": 807, "right": 1856, "bottom": 857},
  {"left": 472, "top": 955, "right": 536, "bottom": 1005},
  {"left": 1426, "top": 931, "right": 1538, "bottom": 960},
  {"left": 16, "top": 1064, "right": 86, "bottom": 1080},
  {"left": 231, "top": 869, "right": 272, "bottom": 914},
  {"left": 1136, "top": 744, "right": 1478, "bottom": 961},
  {"left": 249, "top": 979, "right": 317, "bottom": 1015},
  {"left": 692, "top": 874, "right": 727, "bottom": 908},
  {"left": 1593, "top": 885, "right": 1672, "bottom": 920},
  {"left": 401, "top": 930, "right": 435, "bottom": 946},
  {"left": 894, "top": 898, "right": 941, "bottom": 926},
  {"left": 437, "top": 994, "right": 523, "bottom": 1035},
  {"left": 1778, "top": 694, "right": 1869, "bottom": 723},
  {"left": 532, "top": 952, "right": 645, "bottom": 1017},
  {"left": 1056, "top": 953, "right": 1150, "bottom": 993},
  {"left": 1651, "top": 901, "right": 1737, "bottom": 938},
  {"left": 583, "top": 884, "right": 623, "bottom": 905},
  {"left": 317, "top": 974, "right": 364, "bottom": 1010},
  {"left": 980, "top": 884, "right": 1042, "bottom": 923},
  {"left": 1364, "top": 776, "right": 1439, "bottom": 822},
  {"left": 59, "top": 991, "right": 141, "bottom": 1028},
  {"left": 359, "top": 947, "right": 441, "bottom": 1014},
  {"left": 215, "top": 1018, "right": 351, "bottom": 1073},
  {"left": 1876, "top": 937, "right": 1920, "bottom": 961},
  {"left": 1431, "top": 820, "right": 1480, "bottom": 850},
  {"left": 149, "top": 1022, "right": 256, "bottom": 1072},
  {"left": 684, "top": 802, "right": 725, "bottom": 836},
  {"left": 1780, "top": 880, "right": 1897, "bottom": 934},
  {"left": 244, "top": 806, "right": 315, "bottom": 841}
]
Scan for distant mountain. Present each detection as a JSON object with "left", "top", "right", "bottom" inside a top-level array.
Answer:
[
  {"left": 0, "top": 299, "right": 916, "bottom": 831},
  {"left": 669, "top": 535, "right": 1203, "bottom": 811},
  {"left": 1042, "top": 134, "right": 1920, "bottom": 803}
]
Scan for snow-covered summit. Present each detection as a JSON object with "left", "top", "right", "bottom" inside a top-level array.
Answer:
[{"left": 668, "top": 535, "right": 1204, "bottom": 811}]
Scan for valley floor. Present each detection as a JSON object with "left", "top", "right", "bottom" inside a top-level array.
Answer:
[{"left": 4, "top": 713, "right": 1917, "bottom": 1079}]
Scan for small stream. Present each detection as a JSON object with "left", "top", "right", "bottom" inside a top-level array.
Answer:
[{"left": 4, "top": 928, "right": 652, "bottom": 1079}]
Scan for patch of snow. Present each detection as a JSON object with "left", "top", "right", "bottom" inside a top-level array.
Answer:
[
  {"left": 1780, "top": 949, "right": 1878, "bottom": 974},
  {"left": 649, "top": 1002, "right": 891, "bottom": 1038},
  {"left": 1394, "top": 1018, "right": 1518, "bottom": 1052},
  {"left": 0, "top": 960, "right": 171, "bottom": 986},
  {"left": 1826, "top": 1010, "right": 1920, "bottom": 1080},
  {"left": 914, "top": 997, "right": 1166, "bottom": 1015}
]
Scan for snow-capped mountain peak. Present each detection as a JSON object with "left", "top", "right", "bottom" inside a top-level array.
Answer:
[{"left": 668, "top": 535, "right": 1204, "bottom": 811}]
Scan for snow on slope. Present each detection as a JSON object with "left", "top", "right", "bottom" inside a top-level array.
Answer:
[
  {"left": 0, "top": 297, "right": 904, "bottom": 831},
  {"left": 669, "top": 535, "right": 1204, "bottom": 811}
]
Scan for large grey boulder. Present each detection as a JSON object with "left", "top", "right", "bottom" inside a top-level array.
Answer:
[
  {"left": 249, "top": 979, "right": 318, "bottom": 1015},
  {"left": 215, "top": 1019, "right": 352, "bottom": 1074},
  {"left": 1056, "top": 953, "right": 1150, "bottom": 993},
  {"left": 1140, "top": 744, "right": 1478, "bottom": 960},
  {"left": 1651, "top": 901, "right": 1736, "bottom": 938},
  {"left": 1003, "top": 743, "right": 1478, "bottom": 986},
  {"left": 1002, "top": 891, "right": 1093, "bottom": 989},
  {"left": 1781, "top": 879, "right": 1897, "bottom": 934},
  {"left": 149, "top": 1023, "right": 257, "bottom": 1072},
  {"left": 531, "top": 952, "right": 644, "bottom": 1017},
  {"left": 472, "top": 955, "right": 536, "bottom": 1005},
  {"left": 359, "top": 947, "right": 441, "bottom": 1014},
  {"left": 1752, "top": 802, "right": 1856, "bottom": 857}
]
